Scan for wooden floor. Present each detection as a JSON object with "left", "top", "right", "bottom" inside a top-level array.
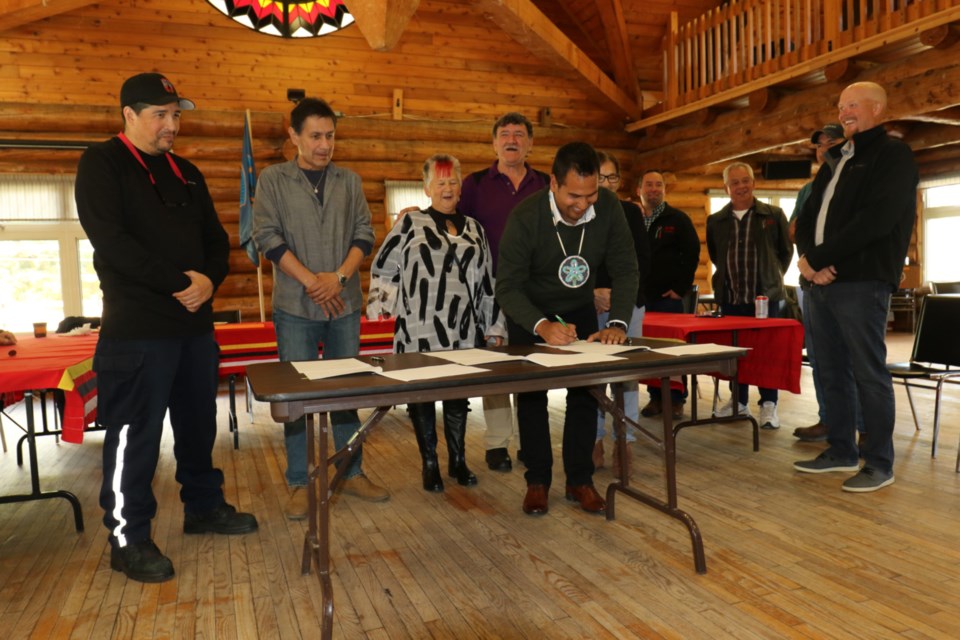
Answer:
[{"left": 3, "top": 333, "right": 960, "bottom": 639}]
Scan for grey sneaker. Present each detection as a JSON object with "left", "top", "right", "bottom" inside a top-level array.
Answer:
[
  {"left": 793, "top": 453, "right": 860, "bottom": 474},
  {"left": 842, "top": 466, "right": 895, "bottom": 493}
]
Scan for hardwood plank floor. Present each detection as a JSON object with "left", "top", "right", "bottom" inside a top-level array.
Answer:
[{"left": 3, "top": 333, "right": 960, "bottom": 639}]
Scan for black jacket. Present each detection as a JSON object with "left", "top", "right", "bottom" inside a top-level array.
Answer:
[
  {"left": 644, "top": 203, "right": 700, "bottom": 301},
  {"left": 595, "top": 200, "right": 652, "bottom": 308},
  {"left": 75, "top": 137, "right": 230, "bottom": 338},
  {"left": 795, "top": 125, "right": 917, "bottom": 289},
  {"left": 707, "top": 200, "right": 792, "bottom": 304}
]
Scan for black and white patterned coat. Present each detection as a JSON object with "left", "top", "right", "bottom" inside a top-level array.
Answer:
[{"left": 367, "top": 210, "right": 506, "bottom": 353}]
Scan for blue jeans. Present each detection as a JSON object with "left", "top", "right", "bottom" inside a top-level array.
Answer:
[
  {"left": 273, "top": 308, "right": 363, "bottom": 485},
  {"left": 807, "top": 281, "right": 894, "bottom": 473},
  {"left": 646, "top": 297, "right": 687, "bottom": 405},
  {"left": 800, "top": 288, "right": 864, "bottom": 432},
  {"left": 720, "top": 302, "right": 781, "bottom": 406},
  {"left": 596, "top": 305, "right": 644, "bottom": 442}
]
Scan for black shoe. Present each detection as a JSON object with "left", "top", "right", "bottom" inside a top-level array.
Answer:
[
  {"left": 111, "top": 539, "right": 175, "bottom": 583},
  {"left": 485, "top": 447, "right": 513, "bottom": 471},
  {"left": 183, "top": 503, "right": 258, "bottom": 535}
]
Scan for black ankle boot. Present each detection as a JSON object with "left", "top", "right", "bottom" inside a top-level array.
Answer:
[
  {"left": 443, "top": 399, "right": 478, "bottom": 486},
  {"left": 422, "top": 457, "right": 444, "bottom": 492},
  {"left": 410, "top": 402, "right": 444, "bottom": 492}
]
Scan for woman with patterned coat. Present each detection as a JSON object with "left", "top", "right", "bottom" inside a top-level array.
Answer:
[{"left": 368, "top": 154, "right": 506, "bottom": 492}]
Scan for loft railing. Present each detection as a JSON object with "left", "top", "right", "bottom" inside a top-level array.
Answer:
[{"left": 663, "top": 0, "right": 958, "bottom": 111}]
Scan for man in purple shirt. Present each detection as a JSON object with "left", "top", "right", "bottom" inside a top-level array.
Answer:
[{"left": 459, "top": 112, "right": 549, "bottom": 471}]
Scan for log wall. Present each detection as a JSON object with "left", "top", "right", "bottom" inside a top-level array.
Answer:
[{"left": 0, "top": 103, "right": 640, "bottom": 318}]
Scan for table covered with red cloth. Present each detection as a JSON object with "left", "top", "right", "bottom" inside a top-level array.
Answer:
[
  {"left": 642, "top": 312, "right": 804, "bottom": 393},
  {"left": 0, "top": 319, "right": 399, "bottom": 445},
  {"left": 0, "top": 334, "right": 99, "bottom": 444},
  {"left": 215, "top": 318, "right": 395, "bottom": 377}
]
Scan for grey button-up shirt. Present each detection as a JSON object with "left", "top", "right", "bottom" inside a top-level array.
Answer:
[{"left": 253, "top": 158, "right": 375, "bottom": 320}]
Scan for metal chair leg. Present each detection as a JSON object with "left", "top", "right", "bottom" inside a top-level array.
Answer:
[{"left": 904, "top": 384, "right": 920, "bottom": 432}]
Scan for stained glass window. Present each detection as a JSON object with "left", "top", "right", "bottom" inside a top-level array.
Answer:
[{"left": 207, "top": 0, "right": 354, "bottom": 39}]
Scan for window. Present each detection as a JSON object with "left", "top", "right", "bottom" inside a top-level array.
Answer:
[
  {"left": 384, "top": 180, "right": 428, "bottom": 230},
  {"left": 707, "top": 190, "right": 800, "bottom": 285},
  {"left": 0, "top": 174, "right": 98, "bottom": 332},
  {"left": 922, "top": 182, "right": 960, "bottom": 283}
]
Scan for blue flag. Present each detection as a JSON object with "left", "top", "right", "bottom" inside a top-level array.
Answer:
[{"left": 239, "top": 115, "right": 259, "bottom": 266}]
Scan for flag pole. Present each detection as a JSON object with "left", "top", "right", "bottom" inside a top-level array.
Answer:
[{"left": 245, "top": 109, "right": 266, "bottom": 322}]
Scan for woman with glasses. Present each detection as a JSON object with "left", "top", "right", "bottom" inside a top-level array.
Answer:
[{"left": 591, "top": 151, "right": 651, "bottom": 479}]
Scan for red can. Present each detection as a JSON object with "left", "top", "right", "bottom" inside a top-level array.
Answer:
[{"left": 755, "top": 295, "right": 769, "bottom": 318}]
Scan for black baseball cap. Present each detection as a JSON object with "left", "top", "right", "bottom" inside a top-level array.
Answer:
[
  {"left": 120, "top": 73, "right": 195, "bottom": 110},
  {"left": 810, "top": 123, "right": 843, "bottom": 144}
]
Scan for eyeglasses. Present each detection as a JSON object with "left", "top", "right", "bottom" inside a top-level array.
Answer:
[{"left": 598, "top": 174, "right": 621, "bottom": 185}]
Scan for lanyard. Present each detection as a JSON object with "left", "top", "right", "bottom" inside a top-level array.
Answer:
[{"left": 117, "top": 132, "right": 187, "bottom": 185}]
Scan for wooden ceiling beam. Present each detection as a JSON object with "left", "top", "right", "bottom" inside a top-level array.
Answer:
[
  {"left": 473, "top": 0, "right": 640, "bottom": 120},
  {"left": 0, "top": 0, "right": 99, "bottom": 32},
  {"left": 347, "top": 0, "right": 421, "bottom": 52},
  {"left": 594, "top": 0, "right": 640, "bottom": 101}
]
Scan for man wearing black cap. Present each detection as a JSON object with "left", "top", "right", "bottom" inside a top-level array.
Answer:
[
  {"left": 789, "top": 124, "right": 850, "bottom": 443},
  {"left": 75, "top": 72, "right": 258, "bottom": 584}
]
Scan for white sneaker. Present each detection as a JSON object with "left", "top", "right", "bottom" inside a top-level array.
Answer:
[
  {"left": 758, "top": 401, "right": 780, "bottom": 429},
  {"left": 714, "top": 399, "right": 750, "bottom": 418}
]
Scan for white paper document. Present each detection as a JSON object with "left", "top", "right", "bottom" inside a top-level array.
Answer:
[
  {"left": 650, "top": 344, "right": 749, "bottom": 356},
  {"left": 377, "top": 363, "right": 490, "bottom": 382},
  {"left": 544, "top": 340, "right": 649, "bottom": 356},
  {"left": 524, "top": 352, "right": 625, "bottom": 368},
  {"left": 293, "top": 359, "right": 382, "bottom": 380},
  {"left": 423, "top": 349, "right": 526, "bottom": 366}
]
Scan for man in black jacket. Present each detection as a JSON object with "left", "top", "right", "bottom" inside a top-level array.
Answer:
[
  {"left": 793, "top": 81, "right": 917, "bottom": 492},
  {"left": 707, "top": 163, "right": 793, "bottom": 428},
  {"left": 635, "top": 170, "right": 701, "bottom": 419},
  {"left": 76, "top": 73, "right": 257, "bottom": 583}
]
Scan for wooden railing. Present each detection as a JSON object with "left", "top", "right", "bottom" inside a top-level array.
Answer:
[{"left": 663, "top": 0, "right": 958, "bottom": 111}]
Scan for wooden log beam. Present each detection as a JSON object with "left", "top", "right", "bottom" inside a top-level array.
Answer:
[
  {"left": 0, "top": 0, "right": 98, "bottom": 33},
  {"left": 594, "top": 0, "right": 640, "bottom": 101},
  {"left": 472, "top": 0, "right": 639, "bottom": 120},
  {"left": 347, "top": 0, "right": 420, "bottom": 52}
]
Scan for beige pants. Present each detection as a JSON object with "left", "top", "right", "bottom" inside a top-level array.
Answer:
[{"left": 482, "top": 394, "right": 517, "bottom": 450}]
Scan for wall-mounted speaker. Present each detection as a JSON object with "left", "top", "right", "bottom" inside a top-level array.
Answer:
[{"left": 762, "top": 160, "right": 812, "bottom": 180}]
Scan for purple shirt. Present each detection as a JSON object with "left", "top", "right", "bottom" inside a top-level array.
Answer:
[{"left": 459, "top": 161, "right": 549, "bottom": 273}]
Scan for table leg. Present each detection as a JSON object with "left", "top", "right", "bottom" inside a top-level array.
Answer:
[
  {"left": 0, "top": 391, "right": 83, "bottom": 532},
  {"left": 227, "top": 374, "right": 239, "bottom": 449},
  {"left": 302, "top": 407, "right": 391, "bottom": 640},
  {"left": 594, "top": 382, "right": 706, "bottom": 574}
]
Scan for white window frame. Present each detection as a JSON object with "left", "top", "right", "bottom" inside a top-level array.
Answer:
[{"left": 0, "top": 221, "right": 88, "bottom": 316}]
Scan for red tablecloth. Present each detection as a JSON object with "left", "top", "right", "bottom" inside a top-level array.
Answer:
[
  {"left": 642, "top": 312, "right": 804, "bottom": 393},
  {"left": 215, "top": 319, "right": 395, "bottom": 376},
  {"left": 0, "top": 319, "right": 399, "bottom": 444},
  {"left": 0, "top": 334, "right": 99, "bottom": 444}
]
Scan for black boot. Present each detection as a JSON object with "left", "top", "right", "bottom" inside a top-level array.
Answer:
[
  {"left": 410, "top": 402, "right": 444, "bottom": 492},
  {"left": 444, "top": 399, "right": 478, "bottom": 486}
]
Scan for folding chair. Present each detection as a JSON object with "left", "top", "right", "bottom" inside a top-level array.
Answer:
[{"left": 886, "top": 294, "right": 960, "bottom": 467}]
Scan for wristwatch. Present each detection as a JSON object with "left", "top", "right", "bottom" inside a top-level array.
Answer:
[
  {"left": 336, "top": 271, "right": 348, "bottom": 287},
  {"left": 605, "top": 319, "right": 628, "bottom": 331}
]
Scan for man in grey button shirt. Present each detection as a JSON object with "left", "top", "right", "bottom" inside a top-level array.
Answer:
[{"left": 254, "top": 97, "right": 389, "bottom": 518}]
